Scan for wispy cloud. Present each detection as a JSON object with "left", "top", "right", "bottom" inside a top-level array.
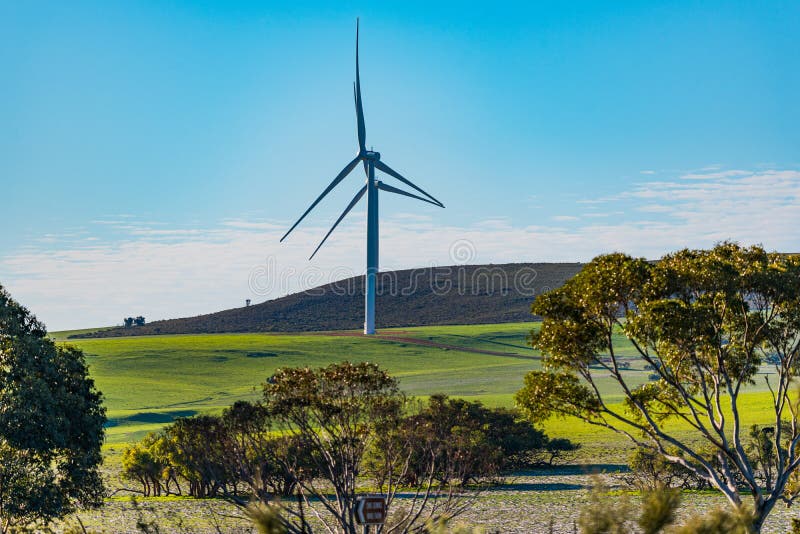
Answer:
[
  {"left": 2, "top": 167, "right": 799, "bottom": 330},
  {"left": 679, "top": 169, "right": 750, "bottom": 181},
  {"left": 636, "top": 204, "right": 673, "bottom": 213}
]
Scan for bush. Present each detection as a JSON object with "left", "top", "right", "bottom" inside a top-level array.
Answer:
[
  {"left": 578, "top": 478, "right": 754, "bottom": 534},
  {"left": 671, "top": 506, "right": 755, "bottom": 534},
  {"left": 624, "top": 448, "right": 710, "bottom": 491},
  {"left": 369, "top": 395, "right": 578, "bottom": 488},
  {"left": 577, "top": 478, "right": 635, "bottom": 534}
]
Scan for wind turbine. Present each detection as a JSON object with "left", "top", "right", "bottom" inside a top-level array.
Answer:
[{"left": 280, "top": 19, "right": 444, "bottom": 335}]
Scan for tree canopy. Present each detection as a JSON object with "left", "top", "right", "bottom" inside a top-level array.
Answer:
[
  {"left": 0, "top": 284, "right": 106, "bottom": 532},
  {"left": 515, "top": 243, "right": 800, "bottom": 531},
  {"left": 123, "top": 361, "right": 572, "bottom": 533}
]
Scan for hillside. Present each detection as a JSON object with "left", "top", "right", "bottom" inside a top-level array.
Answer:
[{"left": 74, "top": 263, "right": 582, "bottom": 338}]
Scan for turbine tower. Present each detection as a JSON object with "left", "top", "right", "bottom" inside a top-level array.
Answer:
[{"left": 280, "top": 19, "right": 444, "bottom": 335}]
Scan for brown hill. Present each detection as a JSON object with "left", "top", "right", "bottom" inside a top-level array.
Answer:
[{"left": 74, "top": 263, "right": 582, "bottom": 338}]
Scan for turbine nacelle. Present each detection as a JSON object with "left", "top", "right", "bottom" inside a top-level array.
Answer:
[{"left": 362, "top": 150, "right": 381, "bottom": 161}]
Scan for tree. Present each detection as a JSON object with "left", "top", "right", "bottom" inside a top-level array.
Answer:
[
  {"left": 261, "top": 362, "right": 512, "bottom": 533},
  {"left": 161, "top": 415, "right": 236, "bottom": 498},
  {"left": 123, "top": 316, "right": 145, "bottom": 327},
  {"left": 219, "top": 401, "right": 319, "bottom": 499},
  {"left": 366, "top": 395, "right": 573, "bottom": 531},
  {"left": 121, "top": 438, "right": 165, "bottom": 497},
  {"left": 263, "top": 361, "right": 405, "bottom": 533},
  {"left": 370, "top": 395, "right": 572, "bottom": 488},
  {"left": 515, "top": 243, "right": 800, "bottom": 531},
  {"left": 120, "top": 432, "right": 180, "bottom": 497},
  {"left": 0, "top": 284, "right": 106, "bottom": 532}
]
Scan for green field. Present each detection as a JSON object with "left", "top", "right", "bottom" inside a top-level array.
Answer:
[
  {"left": 55, "top": 322, "right": 783, "bottom": 454},
  {"left": 58, "top": 323, "right": 542, "bottom": 443},
  {"left": 50, "top": 322, "right": 798, "bottom": 532}
]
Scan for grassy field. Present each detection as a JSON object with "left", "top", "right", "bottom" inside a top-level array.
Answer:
[
  {"left": 50, "top": 322, "right": 797, "bottom": 532},
  {"left": 55, "top": 322, "right": 783, "bottom": 454},
  {"left": 58, "top": 322, "right": 543, "bottom": 444}
]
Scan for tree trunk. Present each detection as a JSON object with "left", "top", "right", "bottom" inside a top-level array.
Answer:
[{"left": 753, "top": 498, "right": 777, "bottom": 533}]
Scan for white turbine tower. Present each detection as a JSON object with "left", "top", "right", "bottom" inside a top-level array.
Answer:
[{"left": 280, "top": 19, "right": 444, "bottom": 335}]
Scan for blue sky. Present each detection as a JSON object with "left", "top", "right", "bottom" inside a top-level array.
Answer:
[{"left": 2, "top": 1, "right": 799, "bottom": 329}]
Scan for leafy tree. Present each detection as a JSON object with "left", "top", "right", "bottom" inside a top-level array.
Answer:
[
  {"left": 515, "top": 243, "right": 800, "bottom": 531},
  {"left": 121, "top": 437, "right": 166, "bottom": 497},
  {"left": 367, "top": 395, "right": 574, "bottom": 531},
  {"left": 219, "top": 401, "right": 319, "bottom": 499},
  {"left": 161, "top": 415, "right": 236, "bottom": 498},
  {"left": 263, "top": 361, "right": 405, "bottom": 533},
  {"left": 371, "top": 395, "right": 573, "bottom": 488},
  {"left": 0, "top": 284, "right": 106, "bottom": 532},
  {"left": 262, "top": 362, "right": 506, "bottom": 533},
  {"left": 121, "top": 402, "right": 320, "bottom": 505},
  {"left": 120, "top": 433, "right": 181, "bottom": 497}
]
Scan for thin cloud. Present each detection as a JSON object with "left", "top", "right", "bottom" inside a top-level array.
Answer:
[
  {"left": 2, "top": 168, "right": 799, "bottom": 330},
  {"left": 636, "top": 204, "right": 673, "bottom": 213},
  {"left": 680, "top": 169, "right": 750, "bottom": 181}
]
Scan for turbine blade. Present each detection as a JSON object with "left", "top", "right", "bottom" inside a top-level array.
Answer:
[
  {"left": 353, "top": 83, "right": 369, "bottom": 177},
  {"left": 309, "top": 184, "right": 368, "bottom": 260},
  {"left": 373, "top": 160, "right": 444, "bottom": 207},
  {"left": 355, "top": 20, "right": 367, "bottom": 152},
  {"left": 281, "top": 156, "right": 361, "bottom": 242},
  {"left": 377, "top": 181, "right": 443, "bottom": 207}
]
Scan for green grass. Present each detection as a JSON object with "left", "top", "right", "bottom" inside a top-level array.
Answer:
[
  {"left": 47, "top": 322, "right": 798, "bottom": 532},
  {"left": 542, "top": 389, "right": 783, "bottom": 461},
  {"left": 57, "top": 323, "right": 545, "bottom": 443},
  {"left": 54, "top": 322, "right": 785, "bottom": 450}
]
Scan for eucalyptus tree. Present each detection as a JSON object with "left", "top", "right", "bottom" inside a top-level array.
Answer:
[
  {"left": 0, "top": 285, "right": 106, "bottom": 532},
  {"left": 515, "top": 243, "right": 800, "bottom": 531}
]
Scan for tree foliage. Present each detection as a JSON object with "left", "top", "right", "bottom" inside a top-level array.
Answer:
[
  {"left": 121, "top": 406, "right": 297, "bottom": 500},
  {"left": 0, "top": 284, "right": 106, "bottom": 532},
  {"left": 369, "top": 394, "right": 575, "bottom": 489},
  {"left": 123, "top": 362, "right": 570, "bottom": 533},
  {"left": 515, "top": 243, "right": 800, "bottom": 531}
]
